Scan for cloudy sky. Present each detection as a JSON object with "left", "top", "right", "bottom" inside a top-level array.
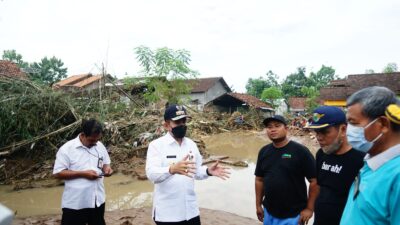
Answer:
[{"left": 1, "top": 0, "right": 399, "bottom": 92}]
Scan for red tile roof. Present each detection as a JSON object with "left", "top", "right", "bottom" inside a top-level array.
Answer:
[
  {"left": 288, "top": 97, "right": 307, "bottom": 110},
  {"left": 228, "top": 93, "right": 273, "bottom": 109},
  {"left": 73, "top": 75, "right": 102, "bottom": 88},
  {"left": 53, "top": 73, "right": 103, "bottom": 89},
  {"left": 188, "top": 77, "right": 231, "bottom": 93},
  {"left": 0, "top": 60, "right": 27, "bottom": 79},
  {"left": 320, "top": 72, "right": 400, "bottom": 100},
  {"left": 53, "top": 74, "right": 91, "bottom": 87}
]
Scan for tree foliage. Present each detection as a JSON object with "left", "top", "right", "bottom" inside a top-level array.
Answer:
[
  {"left": 365, "top": 69, "right": 375, "bottom": 74},
  {"left": 2, "top": 49, "right": 68, "bottom": 84},
  {"left": 301, "top": 86, "right": 320, "bottom": 113},
  {"left": 308, "top": 65, "right": 337, "bottom": 89},
  {"left": 382, "top": 62, "right": 398, "bottom": 73},
  {"left": 246, "top": 66, "right": 337, "bottom": 112},
  {"left": 245, "top": 77, "right": 269, "bottom": 99},
  {"left": 29, "top": 56, "right": 68, "bottom": 84},
  {"left": 2, "top": 49, "right": 28, "bottom": 68},
  {"left": 133, "top": 46, "right": 197, "bottom": 103},
  {"left": 281, "top": 67, "right": 308, "bottom": 100},
  {"left": 245, "top": 70, "right": 279, "bottom": 98},
  {"left": 261, "top": 86, "right": 283, "bottom": 108}
]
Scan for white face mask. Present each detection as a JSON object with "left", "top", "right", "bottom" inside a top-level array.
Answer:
[{"left": 346, "top": 118, "right": 383, "bottom": 153}]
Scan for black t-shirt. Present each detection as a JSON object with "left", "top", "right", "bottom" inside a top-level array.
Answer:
[
  {"left": 254, "top": 141, "right": 316, "bottom": 218},
  {"left": 314, "top": 148, "right": 365, "bottom": 225}
]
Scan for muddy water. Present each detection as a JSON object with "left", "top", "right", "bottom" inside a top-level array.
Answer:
[
  {"left": 196, "top": 131, "right": 268, "bottom": 220},
  {"left": 1, "top": 131, "right": 315, "bottom": 220},
  {"left": 0, "top": 174, "right": 154, "bottom": 217}
]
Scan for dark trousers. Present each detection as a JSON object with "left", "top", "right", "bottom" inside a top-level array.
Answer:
[
  {"left": 155, "top": 216, "right": 201, "bottom": 225},
  {"left": 61, "top": 203, "right": 106, "bottom": 225}
]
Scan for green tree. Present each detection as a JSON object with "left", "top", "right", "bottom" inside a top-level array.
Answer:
[
  {"left": 245, "top": 70, "right": 279, "bottom": 98},
  {"left": 365, "top": 69, "right": 375, "bottom": 74},
  {"left": 134, "top": 46, "right": 197, "bottom": 103},
  {"left": 2, "top": 49, "right": 29, "bottom": 68},
  {"left": 245, "top": 77, "right": 268, "bottom": 98},
  {"left": 29, "top": 56, "right": 68, "bottom": 84},
  {"left": 301, "top": 86, "right": 320, "bottom": 113},
  {"left": 261, "top": 86, "right": 283, "bottom": 108},
  {"left": 308, "top": 65, "right": 336, "bottom": 89},
  {"left": 265, "top": 70, "right": 280, "bottom": 87},
  {"left": 281, "top": 67, "right": 308, "bottom": 100},
  {"left": 382, "top": 63, "right": 398, "bottom": 73}
]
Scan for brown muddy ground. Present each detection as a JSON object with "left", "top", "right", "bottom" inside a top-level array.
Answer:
[{"left": 12, "top": 208, "right": 259, "bottom": 225}]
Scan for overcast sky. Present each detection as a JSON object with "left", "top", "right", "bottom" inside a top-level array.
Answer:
[{"left": 1, "top": 0, "right": 399, "bottom": 92}]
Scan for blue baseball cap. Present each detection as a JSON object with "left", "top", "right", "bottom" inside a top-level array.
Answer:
[
  {"left": 164, "top": 104, "right": 189, "bottom": 121},
  {"left": 306, "top": 106, "right": 346, "bottom": 129}
]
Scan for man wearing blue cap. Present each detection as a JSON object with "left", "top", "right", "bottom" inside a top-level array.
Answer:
[
  {"left": 146, "top": 104, "right": 230, "bottom": 225},
  {"left": 306, "top": 106, "right": 365, "bottom": 225},
  {"left": 255, "top": 115, "right": 318, "bottom": 225}
]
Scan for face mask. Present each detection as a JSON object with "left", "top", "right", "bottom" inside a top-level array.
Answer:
[
  {"left": 171, "top": 125, "right": 187, "bottom": 139},
  {"left": 346, "top": 118, "right": 383, "bottom": 153},
  {"left": 321, "top": 130, "right": 343, "bottom": 155}
]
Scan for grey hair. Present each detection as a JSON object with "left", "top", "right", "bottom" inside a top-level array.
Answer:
[{"left": 347, "top": 86, "right": 399, "bottom": 119}]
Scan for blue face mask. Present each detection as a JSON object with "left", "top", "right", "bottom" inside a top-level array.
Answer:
[{"left": 346, "top": 118, "right": 383, "bottom": 153}]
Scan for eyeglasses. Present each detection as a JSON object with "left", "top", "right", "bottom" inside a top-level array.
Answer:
[{"left": 353, "top": 172, "right": 361, "bottom": 200}]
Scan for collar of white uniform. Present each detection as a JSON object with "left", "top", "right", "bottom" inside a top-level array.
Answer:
[
  {"left": 365, "top": 144, "right": 400, "bottom": 171},
  {"left": 165, "top": 132, "right": 186, "bottom": 145},
  {"left": 72, "top": 134, "right": 96, "bottom": 150}
]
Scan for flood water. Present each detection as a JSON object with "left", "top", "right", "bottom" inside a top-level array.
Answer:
[{"left": 0, "top": 131, "right": 314, "bottom": 221}]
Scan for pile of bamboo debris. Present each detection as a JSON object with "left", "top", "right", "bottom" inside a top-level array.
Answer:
[{"left": 0, "top": 76, "right": 264, "bottom": 187}]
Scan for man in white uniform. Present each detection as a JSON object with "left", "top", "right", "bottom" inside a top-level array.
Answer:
[
  {"left": 53, "top": 119, "right": 112, "bottom": 225},
  {"left": 146, "top": 104, "right": 230, "bottom": 225}
]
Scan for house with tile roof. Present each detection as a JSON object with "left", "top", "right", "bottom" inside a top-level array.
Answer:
[
  {"left": 187, "top": 77, "right": 232, "bottom": 110},
  {"left": 0, "top": 60, "right": 27, "bottom": 79},
  {"left": 288, "top": 97, "right": 307, "bottom": 114},
  {"left": 53, "top": 73, "right": 113, "bottom": 92},
  {"left": 206, "top": 92, "right": 274, "bottom": 117},
  {"left": 319, "top": 72, "right": 400, "bottom": 107}
]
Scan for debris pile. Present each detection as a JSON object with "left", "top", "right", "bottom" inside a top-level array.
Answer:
[{"left": 0, "top": 77, "right": 261, "bottom": 189}]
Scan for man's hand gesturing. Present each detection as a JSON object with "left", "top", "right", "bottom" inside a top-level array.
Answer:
[{"left": 169, "top": 154, "right": 196, "bottom": 178}]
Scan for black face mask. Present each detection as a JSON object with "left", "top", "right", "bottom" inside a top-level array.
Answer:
[{"left": 171, "top": 125, "right": 187, "bottom": 139}]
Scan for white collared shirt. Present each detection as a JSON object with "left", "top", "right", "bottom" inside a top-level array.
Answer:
[
  {"left": 146, "top": 132, "right": 209, "bottom": 222},
  {"left": 53, "top": 135, "right": 111, "bottom": 210}
]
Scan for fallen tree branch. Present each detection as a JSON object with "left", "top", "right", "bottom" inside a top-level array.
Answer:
[{"left": 0, "top": 120, "right": 81, "bottom": 156}]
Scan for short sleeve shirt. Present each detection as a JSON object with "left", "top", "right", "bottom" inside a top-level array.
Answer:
[
  {"left": 314, "top": 148, "right": 365, "bottom": 225},
  {"left": 255, "top": 140, "right": 316, "bottom": 218}
]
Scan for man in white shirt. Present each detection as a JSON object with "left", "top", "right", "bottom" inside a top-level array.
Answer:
[
  {"left": 146, "top": 104, "right": 230, "bottom": 225},
  {"left": 53, "top": 119, "right": 112, "bottom": 225},
  {"left": 0, "top": 203, "right": 13, "bottom": 225}
]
